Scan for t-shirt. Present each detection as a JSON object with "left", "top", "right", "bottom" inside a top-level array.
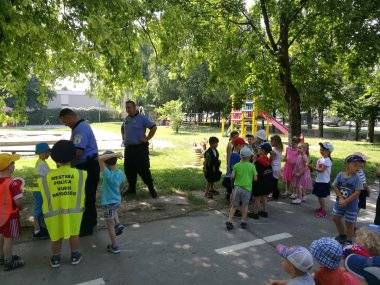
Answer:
[
  {"left": 0, "top": 177, "right": 23, "bottom": 219},
  {"left": 226, "top": 152, "right": 241, "bottom": 177},
  {"left": 288, "top": 273, "right": 315, "bottom": 285},
  {"left": 271, "top": 148, "right": 282, "bottom": 171},
  {"left": 233, "top": 161, "right": 257, "bottom": 192},
  {"left": 35, "top": 159, "right": 50, "bottom": 177},
  {"left": 122, "top": 112, "right": 156, "bottom": 146},
  {"left": 357, "top": 169, "right": 366, "bottom": 185},
  {"left": 314, "top": 267, "right": 362, "bottom": 285},
  {"left": 333, "top": 172, "right": 363, "bottom": 211},
  {"left": 101, "top": 167, "right": 125, "bottom": 206},
  {"left": 71, "top": 119, "right": 98, "bottom": 165},
  {"left": 315, "top": 157, "right": 332, "bottom": 183}
]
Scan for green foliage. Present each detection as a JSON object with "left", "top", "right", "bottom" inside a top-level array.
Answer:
[{"left": 156, "top": 100, "right": 185, "bottom": 133}]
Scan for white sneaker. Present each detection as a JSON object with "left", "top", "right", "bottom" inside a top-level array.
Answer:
[
  {"left": 289, "top": 194, "right": 298, "bottom": 199},
  {"left": 291, "top": 198, "right": 302, "bottom": 204},
  {"left": 301, "top": 197, "right": 306, "bottom": 202}
]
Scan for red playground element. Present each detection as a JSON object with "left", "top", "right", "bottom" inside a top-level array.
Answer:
[{"left": 260, "top": 112, "right": 289, "bottom": 135}]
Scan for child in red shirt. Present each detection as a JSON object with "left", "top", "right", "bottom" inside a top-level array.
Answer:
[{"left": 0, "top": 153, "right": 25, "bottom": 271}]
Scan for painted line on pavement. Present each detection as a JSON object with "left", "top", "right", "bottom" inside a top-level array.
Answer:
[
  {"left": 215, "top": 232, "right": 293, "bottom": 255},
  {"left": 75, "top": 278, "right": 105, "bottom": 285}
]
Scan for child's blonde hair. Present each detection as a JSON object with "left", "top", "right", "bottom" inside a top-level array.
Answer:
[
  {"left": 356, "top": 227, "right": 380, "bottom": 256},
  {"left": 298, "top": 143, "right": 310, "bottom": 157},
  {"left": 270, "top": 135, "right": 283, "bottom": 151}
]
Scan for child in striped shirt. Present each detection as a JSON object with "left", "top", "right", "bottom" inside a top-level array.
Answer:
[{"left": 354, "top": 152, "right": 369, "bottom": 214}]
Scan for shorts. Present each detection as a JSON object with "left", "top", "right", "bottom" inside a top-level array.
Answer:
[
  {"left": 102, "top": 203, "right": 120, "bottom": 219},
  {"left": 231, "top": 187, "right": 251, "bottom": 208},
  {"left": 0, "top": 217, "right": 20, "bottom": 238},
  {"left": 312, "top": 182, "right": 331, "bottom": 198},
  {"left": 358, "top": 190, "right": 369, "bottom": 209},
  {"left": 332, "top": 203, "right": 358, "bottom": 223}
]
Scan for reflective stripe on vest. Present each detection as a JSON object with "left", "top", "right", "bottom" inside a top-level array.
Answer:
[{"left": 41, "top": 170, "right": 84, "bottom": 219}]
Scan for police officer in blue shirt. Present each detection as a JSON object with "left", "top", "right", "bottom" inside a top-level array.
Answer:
[
  {"left": 59, "top": 108, "right": 100, "bottom": 236},
  {"left": 121, "top": 100, "right": 158, "bottom": 198}
]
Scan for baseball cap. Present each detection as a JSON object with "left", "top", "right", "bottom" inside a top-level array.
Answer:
[
  {"left": 310, "top": 237, "right": 342, "bottom": 269},
  {"left": 352, "top": 152, "right": 368, "bottom": 161},
  {"left": 276, "top": 244, "right": 314, "bottom": 272},
  {"left": 35, "top": 143, "right": 51, "bottom": 154},
  {"left": 345, "top": 254, "right": 380, "bottom": 285},
  {"left": 0, "top": 153, "right": 21, "bottom": 171},
  {"left": 232, "top": 137, "right": 246, "bottom": 146},
  {"left": 319, "top": 142, "right": 334, "bottom": 153},
  {"left": 259, "top": 142, "right": 272, "bottom": 153},
  {"left": 51, "top": 140, "right": 76, "bottom": 164},
  {"left": 240, "top": 146, "right": 253, "bottom": 158},
  {"left": 346, "top": 154, "right": 365, "bottom": 163},
  {"left": 255, "top": 129, "right": 267, "bottom": 141}
]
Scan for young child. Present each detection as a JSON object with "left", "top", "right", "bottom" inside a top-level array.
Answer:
[
  {"left": 343, "top": 225, "right": 380, "bottom": 258},
  {"left": 223, "top": 137, "right": 246, "bottom": 201},
  {"left": 270, "top": 135, "right": 283, "bottom": 200},
  {"left": 225, "top": 146, "right": 257, "bottom": 231},
  {"left": 282, "top": 136, "right": 299, "bottom": 198},
  {"left": 38, "top": 140, "right": 87, "bottom": 268},
  {"left": 291, "top": 143, "right": 313, "bottom": 205},
  {"left": 332, "top": 155, "right": 364, "bottom": 244},
  {"left": 267, "top": 244, "right": 315, "bottom": 285},
  {"left": 312, "top": 142, "right": 333, "bottom": 218},
  {"left": 98, "top": 151, "right": 125, "bottom": 254},
  {"left": 310, "top": 237, "right": 361, "bottom": 285},
  {"left": 353, "top": 152, "right": 369, "bottom": 215},
  {"left": 226, "top": 130, "right": 239, "bottom": 169},
  {"left": 203, "top": 136, "right": 222, "bottom": 199},
  {"left": 0, "top": 153, "right": 25, "bottom": 271},
  {"left": 251, "top": 142, "right": 274, "bottom": 219},
  {"left": 245, "top": 134, "right": 255, "bottom": 152},
  {"left": 33, "top": 143, "right": 50, "bottom": 239}
]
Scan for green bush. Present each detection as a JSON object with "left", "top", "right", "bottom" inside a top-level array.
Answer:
[{"left": 27, "top": 108, "right": 121, "bottom": 125}]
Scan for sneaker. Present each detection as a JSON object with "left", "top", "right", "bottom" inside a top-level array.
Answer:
[
  {"left": 32, "top": 229, "right": 49, "bottom": 240},
  {"left": 226, "top": 221, "right": 234, "bottom": 231},
  {"left": 107, "top": 244, "right": 121, "bottom": 254},
  {"left": 240, "top": 222, "right": 248, "bottom": 229},
  {"left": 335, "top": 234, "right": 348, "bottom": 243},
  {"left": 249, "top": 213, "right": 260, "bottom": 219},
  {"left": 259, "top": 211, "right": 268, "bottom": 218},
  {"left": 115, "top": 224, "right": 125, "bottom": 236},
  {"left": 1, "top": 255, "right": 20, "bottom": 266},
  {"left": 205, "top": 192, "right": 213, "bottom": 199},
  {"left": 289, "top": 194, "right": 298, "bottom": 199},
  {"left": 70, "top": 252, "right": 82, "bottom": 265},
  {"left": 50, "top": 255, "right": 61, "bottom": 268},
  {"left": 315, "top": 209, "right": 327, "bottom": 218},
  {"left": 314, "top": 207, "right": 322, "bottom": 213},
  {"left": 291, "top": 198, "right": 302, "bottom": 204},
  {"left": 4, "top": 256, "right": 25, "bottom": 271}
]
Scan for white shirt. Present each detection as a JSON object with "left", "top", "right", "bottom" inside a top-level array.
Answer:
[
  {"left": 271, "top": 148, "right": 282, "bottom": 171},
  {"left": 315, "top": 157, "right": 332, "bottom": 183}
]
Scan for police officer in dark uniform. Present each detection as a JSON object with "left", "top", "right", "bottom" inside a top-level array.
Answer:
[
  {"left": 59, "top": 108, "right": 100, "bottom": 236},
  {"left": 121, "top": 101, "right": 158, "bottom": 198}
]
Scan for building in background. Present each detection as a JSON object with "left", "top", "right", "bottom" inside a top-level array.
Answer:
[{"left": 48, "top": 89, "right": 106, "bottom": 109}]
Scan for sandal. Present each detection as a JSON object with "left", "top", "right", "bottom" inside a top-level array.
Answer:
[
  {"left": 205, "top": 192, "right": 213, "bottom": 199},
  {"left": 4, "top": 256, "right": 25, "bottom": 271}
]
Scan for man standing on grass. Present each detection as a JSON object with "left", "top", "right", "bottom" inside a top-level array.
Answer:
[
  {"left": 59, "top": 108, "right": 99, "bottom": 237},
  {"left": 121, "top": 100, "right": 158, "bottom": 198}
]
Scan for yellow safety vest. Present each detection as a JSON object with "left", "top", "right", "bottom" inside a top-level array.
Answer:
[{"left": 38, "top": 165, "right": 87, "bottom": 241}]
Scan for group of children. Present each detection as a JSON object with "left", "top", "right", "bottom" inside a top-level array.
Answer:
[{"left": 0, "top": 140, "right": 126, "bottom": 271}]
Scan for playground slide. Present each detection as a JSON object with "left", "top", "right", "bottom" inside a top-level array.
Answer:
[{"left": 260, "top": 112, "right": 289, "bottom": 135}]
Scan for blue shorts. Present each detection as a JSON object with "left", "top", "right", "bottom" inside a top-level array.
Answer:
[
  {"left": 332, "top": 202, "right": 358, "bottom": 223},
  {"left": 102, "top": 203, "right": 120, "bottom": 219}
]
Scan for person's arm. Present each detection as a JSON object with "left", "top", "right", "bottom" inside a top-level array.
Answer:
[
  {"left": 341, "top": 190, "right": 361, "bottom": 207},
  {"left": 121, "top": 122, "right": 125, "bottom": 144},
  {"left": 98, "top": 152, "right": 123, "bottom": 171},
  {"left": 269, "top": 150, "right": 276, "bottom": 163}
]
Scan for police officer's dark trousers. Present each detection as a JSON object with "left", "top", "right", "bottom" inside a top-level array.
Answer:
[
  {"left": 124, "top": 143, "right": 156, "bottom": 197},
  {"left": 375, "top": 190, "right": 380, "bottom": 225},
  {"left": 76, "top": 156, "right": 100, "bottom": 235}
]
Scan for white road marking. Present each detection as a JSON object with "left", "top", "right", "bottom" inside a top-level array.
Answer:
[
  {"left": 75, "top": 278, "right": 105, "bottom": 285},
  {"left": 215, "top": 232, "right": 293, "bottom": 255}
]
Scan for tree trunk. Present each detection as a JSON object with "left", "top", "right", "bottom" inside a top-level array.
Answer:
[
  {"left": 318, "top": 106, "right": 324, "bottom": 138},
  {"left": 307, "top": 109, "right": 313, "bottom": 130},
  {"left": 277, "top": 14, "right": 301, "bottom": 139},
  {"left": 355, "top": 121, "right": 362, "bottom": 141},
  {"left": 367, "top": 106, "right": 377, "bottom": 143},
  {"left": 271, "top": 110, "right": 276, "bottom": 133}
]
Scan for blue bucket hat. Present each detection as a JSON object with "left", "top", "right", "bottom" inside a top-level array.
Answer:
[
  {"left": 345, "top": 254, "right": 380, "bottom": 285},
  {"left": 310, "top": 237, "right": 343, "bottom": 269},
  {"left": 35, "top": 143, "right": 51, "bottom": 154}
]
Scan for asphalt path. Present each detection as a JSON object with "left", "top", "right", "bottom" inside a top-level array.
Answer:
[{"left": 1, "top": 184, "right": 378, "bottom": 285}]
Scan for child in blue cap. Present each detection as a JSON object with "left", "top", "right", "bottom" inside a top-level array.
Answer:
[{"left": 33, "top": 142, "right": 51, "bottom": 239}]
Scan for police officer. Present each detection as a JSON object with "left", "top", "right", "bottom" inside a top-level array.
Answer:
[
  {"left": 121, "top": 100, "right": 158, "bottom": 198},
  {"left": 39, "top": 140, "right": 86, "bottom": 267},
  {"left": 59, "top": 108, "right": 99, "bottom": 236}
]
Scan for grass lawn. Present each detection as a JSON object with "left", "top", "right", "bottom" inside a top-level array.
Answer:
[{"left": 10, "top": 123, "right": 380, "bottom": 205}]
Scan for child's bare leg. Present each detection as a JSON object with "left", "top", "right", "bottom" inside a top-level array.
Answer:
[
  {"left": 3, "top": 237, "right": 13, "bottom": 258},
  {"left": 69, "top": 236, "right": 80, "bottom": 252},
  {"left": 241, "top": 205, "right": 248, "bottom": 222},
  {"left": 0, "top": 235, "right": 4, "bottom": 257},
  {"left": 318, "top": 197, "right": 326, "bottom": 211},
  {"left": 51, "top": 239, "right": 63, "bottom": 255},
  {"left": 346, "top": 222, "right": 355, "bottom": 241},
  {"left": 261, "top": 196, "right": 267, "bottom": 211},
  {"left": 106, "top": 219, "right": 117, "bottom": 246},
  {"left": 114, "top": 210, "right": 120, "bottom": 226},
  {"left": 33, "top": 219, "right": 40, "bottom": 232},
  {"left": 210, "top": 182, "right": 214, "bottom": 192},
  {"left": 228, "top": 207, "right": 237, "bottom": 222},
  {"left": 254, "top": 197, "right": 260, "bottom": 214},
  {"left": 332, "top": 216, "right": 345, "bottom": 235}
]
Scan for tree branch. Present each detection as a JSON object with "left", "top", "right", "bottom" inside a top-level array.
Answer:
[
  {"left": 259, "top": 0, "right": 278, "bottom": 52},
  {"left": 137, "top": 18, "right": 158, "bottom": 60},
  {"left": 288, "top": 0, "right": 308, "bottom": 26}
]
